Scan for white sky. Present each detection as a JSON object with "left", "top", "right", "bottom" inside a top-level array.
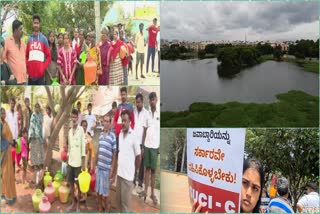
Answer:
[{"left": 161, "top": 1, "right": 319, "bottom": 42}]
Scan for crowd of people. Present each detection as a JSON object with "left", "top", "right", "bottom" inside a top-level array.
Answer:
[
  {"left": 1, "top": 14, "right": 160, "bottom": 86},
  {"left": 193, "top": 159, "right": 319, "bottom": 213},
  {"left": 1, "top": 87, "right": 160, "bottom": 212}
]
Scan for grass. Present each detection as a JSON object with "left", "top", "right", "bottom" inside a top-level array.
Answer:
[
  {"left": 260, "top": 55, "right": 319, "bottom": 73},
  {"left": 161, "top": 90, "right": 319, "bottom": 128}
]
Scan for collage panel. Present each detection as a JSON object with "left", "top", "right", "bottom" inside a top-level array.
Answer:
[
  {"left": 160, "top": 1, "right": 319, "bottom": 128},
  {"left": 1, "top": 85, "right": 160, "bottom": 212},
  {"left": 1, "top": 1, "right": 160, "bottom": 86},
  {"left": 161, "top": 128, "right": 319, "bottom": 213}
]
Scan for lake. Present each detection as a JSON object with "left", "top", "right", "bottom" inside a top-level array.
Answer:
[{"left": 161, "top": 58, "right": 319, "bottom": 111}]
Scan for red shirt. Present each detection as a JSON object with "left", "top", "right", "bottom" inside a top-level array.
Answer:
[{"left": 148, "top": 26, "right": 159, "bottom": 48}]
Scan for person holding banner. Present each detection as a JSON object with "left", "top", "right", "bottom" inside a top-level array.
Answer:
[
  {"left": 241, "top": 159, "right": 264, "bottom": 213},
  {"left": 193, "top": 158, "right": 264, "bottom": 213}
]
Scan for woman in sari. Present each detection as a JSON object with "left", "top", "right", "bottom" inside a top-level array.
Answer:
[
  {"left": 1, "top": 107, "right": 17, "bottom": 204},
  {"left": 99, "top": 27, "right": 111, "bottom": 85},
  {"left": 109, "top": 30, "right": 124, "bottom": 85},
  {"left": 57, "top": 32, "right": 77, "bottom": 85},
  {"left": 75, "top": 29, "right": 87, "bottom": 85},
  {"left": 87, "top": 32, "right": 102, "bottom": 85}
]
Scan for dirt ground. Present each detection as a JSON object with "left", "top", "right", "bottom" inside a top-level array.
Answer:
[
  {"left": 160, "top": 170, "right": 191, "bottom": 212},
  {"left": 1, "top": 158, "right": 160, "bottom": 213}
]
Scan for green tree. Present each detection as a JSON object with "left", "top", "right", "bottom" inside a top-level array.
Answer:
[
  {"left": 273, "top": 45, "right": 283, "bottom": 61},
  {"left": 160, "top": 129, "right": 187, "bottom": 172},
  {"left": 16, "top": 1, "right": 112, "bottom": 37},
  {"left": 205, "top": 44, "right": 217, "bottom": 54},
  {"left": 245, "top": 128, "right": 319, "bottom": 211},
  {"left": 198, "top": 49, "right": 206, "bottom": 59}
]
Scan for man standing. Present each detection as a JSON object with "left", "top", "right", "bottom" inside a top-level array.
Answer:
[
  {"left": 26, "top": 14, "right": 51, "bottom": 85},
  {"left": 141, "top": 92, "right": 160, "bottom": 205},
  {"left": 135, "top": 23, "right": 146, "bottom": 80},
  {"left": 146, "top": 18, "right": 159, "bottom": 75},
  {"left": 133, "top": 93, "right": 148, "bottom": 193},
  {"left": 116, "top": 110, "right": 141, "bottom": 212},
  {"left": 85, "top": 103, "right": 96, "bottom": 137},
  {"left": 6, "top": 97, "right": 18, "bottom": 140},
  {"left": 2, "top": 20, "right": 27, "bottom": 84},
  {"left": 297, "top": 182, "right": 319, "bottom": 213},
  {"left": 267, "top": 177, "right": 294, "bottom": 213},
  {"left": 113, "top": 87, "right": 135, "bottom": 139},
  {"left": 66, "top": 109, "right": 85, "bottom": 212},
  {"left": 95, "top": 114, "right": 117, "bottom": 212}
]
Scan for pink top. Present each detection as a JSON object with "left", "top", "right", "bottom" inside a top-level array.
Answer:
[
  {"left": 21, "top": 137, "right": 28, "bottom": 158},
  {"left": 11, "top": 147, "right": 16, "bottom": 162}
]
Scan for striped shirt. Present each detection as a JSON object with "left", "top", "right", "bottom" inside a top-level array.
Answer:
[
  {"left": 267, "top": 197, "right": 294, "bottom": 213},
  {"left": 97, "top": 131, "right": 117, "bottom": 170}
]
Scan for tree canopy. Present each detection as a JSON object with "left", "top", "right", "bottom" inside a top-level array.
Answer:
[
  {"left": 289, "top": 39, "right": 319, "bottom": 59},
  {"left": 2, "top": 1, "right": 112, "bottom": 38},
  {"left": 245, "top": 128, "right": 319, "bottom": 211}
]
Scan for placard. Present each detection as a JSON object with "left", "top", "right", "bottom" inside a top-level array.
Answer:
[{"left": 187, "top": 128, "right": 246, "bottom": 213}]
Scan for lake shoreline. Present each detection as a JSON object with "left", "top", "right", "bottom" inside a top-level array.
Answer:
[
  {"left": 161, "top": 90, "right": 319, "bottom": 128},
  {"left": 162, "top": 55, "right": 319, "bottom": 73}
]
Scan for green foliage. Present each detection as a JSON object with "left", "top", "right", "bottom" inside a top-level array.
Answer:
[
  {"left": 1, "top": 86, "right": 26, "bottom": 104},
  {"left": 161, "top": 90, "right": 319, "bottom": 128},
  {"left": 216, "top": 46, "right": 261, "bottom": 77},
  {"left": 160, "top": 129, "right": 187, "bottom": 173},
  {"left": 245, "top": 128, "right": 319, "bottom": 211},
  {"left": 16, "top": 1, "right": 112, "bottom": 36},
  {"left": 161, "top": 44, "right": 195, "bottom": 60},
  {"left": 256, "top": 42, "right": 274, "bottom": 55},
  {"left": 273, "top": 44, "right": 283, "bottom": 61},
  {"left": 289, "top": 39, "right": 319, "bottom": 59},
  {"left": 198, "top": 49, "right": 206, "bottom": 59}
]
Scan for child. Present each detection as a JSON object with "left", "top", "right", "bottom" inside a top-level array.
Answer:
[
  {"left": 85, "top": 132, "right": 95, "bottom": 171},
  {"left": 21, "top": 128, "right": 28, "bottom": 184}
]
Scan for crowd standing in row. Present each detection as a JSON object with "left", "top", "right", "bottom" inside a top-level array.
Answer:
[
  {"left": 1, "top": 87, "right": 160, "bottom": 212},
  {"left": 1, "top": 14, "right": 160, "bottom": 85}
]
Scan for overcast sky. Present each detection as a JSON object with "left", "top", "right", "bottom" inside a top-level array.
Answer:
[{"left": 161, "top": 2, "right": 319, "bottom": 41}]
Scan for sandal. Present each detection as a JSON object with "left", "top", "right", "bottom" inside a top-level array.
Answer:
[
  {"left": 150, "top": 194, "right": 158, "bottom": 206},
  {"left": 138, "top": 191, "right": 147, "bottom": 202}
]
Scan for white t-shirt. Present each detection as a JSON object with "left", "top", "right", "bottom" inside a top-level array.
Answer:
[
  {"left": 298, "top": 192, "right": 319, "bottom": 212},
  {"left": 72, "top": 38, "right": 80, "bottom": 50},
  {"left": 43, "top": 114, "right": 53, "bottom": 139},
  {"left": 143, "top": 109, "right": 160, "bottom": 149},
  {"left": 85, "top": 114, "right": 96, "bottom": 137},
  {"left": 118, "top": 128, "right": 140, "bottom": 181},
  {"left": 6, "top": 109, "right": 18, "bottom": 140},
  {"left": 133, "top": 107, "right": 148, "bottom": 145}
]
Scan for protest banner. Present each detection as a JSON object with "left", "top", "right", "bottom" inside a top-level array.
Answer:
[{"left": 187, "top": 128, "right": 246, "bottom": 213}]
